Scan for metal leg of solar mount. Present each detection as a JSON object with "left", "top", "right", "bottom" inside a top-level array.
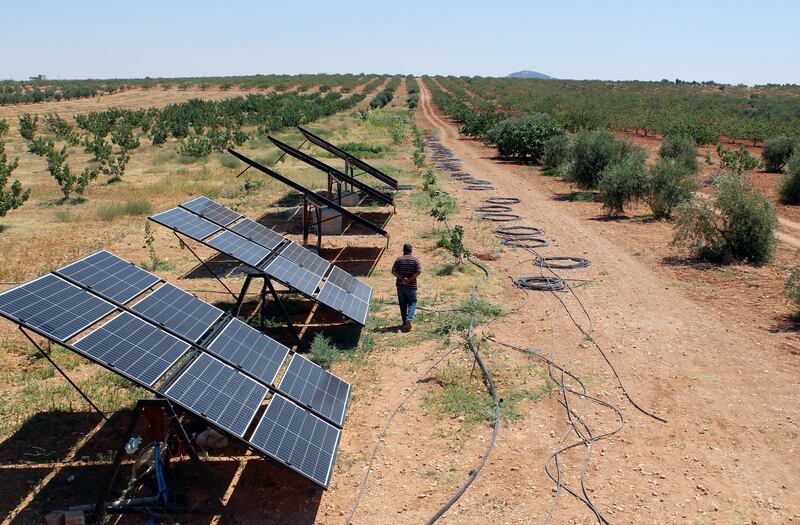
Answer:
[
  {"left": 264, "top": 276, "right": 302, "bottom": 347},
  {"left": 235, "top": 275, "right": 254, "bottom": 317},
  {"left": 174, "top": 231, "right": 237, "bottom": 302},
  {"left": 19, "top": 327, "right": 125, "bottom": 441},
  {"left": 95, "top": 398, "right": 225, "bottom": 520},
  {"left": 302, "top": 196, "right": 310, "bottom": 247},
  {"left": 314, "top": 206, "right": 323, "bottom": 252}
]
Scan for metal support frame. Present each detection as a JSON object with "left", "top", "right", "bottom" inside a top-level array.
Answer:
[
  {"left": 174, "top": 231, "right": 237, "bottom": 302},
  {"left": 95, "top": 398, "right": 224, "bottom": 520},
  {"left": 233, "top": 274, "right": 302, "bottom": 347},
  {"left": 302, "top": 195, "right": 324, "bottom": 251}
]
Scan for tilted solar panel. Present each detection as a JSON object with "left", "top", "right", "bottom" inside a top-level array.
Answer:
[
  {"left": 316, "top": 281, "right": 370, "bottom": 326},
  {"left": 131, "top": 283, "right": 223, "bottom": 342},
  {"left": 324, "top": 265, "right": 372, "bottom": 303},
  {"left": 166, "top": 353, "right": 267, "bottom": 438},
  {"left": 74, "top": 312, "right": 189, "bottom": 386},
  {"left": 206, "top": 230, "right": 271, "bottom": 269},
  {"left": 0, "top": 274, "right": 116, "bottom": 342},
  {"left": 150, "top": 207, "right": 221, "bottom": 241},
  {"left": 279, "top": 354, "right": 350, "bottom": 427},
  {"left": 264, "top": 256, "right": 323, "bottom": 297},
  {"left": 229, "top": 218, "right": 284, "bottom": 252},
  {"left": 249, "top": 394, "right": 341, "bottom": 487},
  {"left": 182, "top": 196, "right": 242, "bottom": 226},
  {"left": 58, "top": 250, "right": 159, "bottom": 304},
  {"left": 276, "top": 243, "right": 330, "bottom": 277},
  {"left": 207, "top": 318, "right": 290, "bottom": 385}
]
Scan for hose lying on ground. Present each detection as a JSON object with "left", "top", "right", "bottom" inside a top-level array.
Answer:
[
  {"left": 534, "top": 256, "right": 591, "bottom": 269},
  {"left": 480, "top": 212, "right": 521, "bottom": 221},
  {"left": 476, "top": 204, "right": 513, "bottom": 213},
  {"left": 483, "top": 197, "right": 520, "bottom": 205},
  {"left": 514, "top": 276, "right": 566, "bottom": 291},
  {"left": 494, "top": 225, "right": 544, "bottom": 236},
  {"left": 501, "top": 237, "right": 550, "bottom": 249}
]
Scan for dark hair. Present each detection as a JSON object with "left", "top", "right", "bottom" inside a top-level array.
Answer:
[{"left": 403, "top": 243, "right": 413, "bottom": 254}]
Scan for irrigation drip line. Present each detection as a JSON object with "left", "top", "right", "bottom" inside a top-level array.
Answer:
[
  {"left": 534, "top": 256, "right": 591, "bottom": 269},
  {"left": 480, "top": 212, "right": 522, "bottom": 221},
  {"left": 514, "top": 276, "right": 566, "bottom": 291},
  {"left": 494, "top": 225, "right": 544, "bottom": 236},
  {"left": 464, "top": 179, "right": 493, "bottom": 185},
  {"left": 501, "top": 237, "right": 550, "bottom": 249},
  {"left": 465, "top": 186, "right": 495, "bottom": 191},
  {"left": 483, "top": 197, "right": 521, "bottom": 205},
  {"left": 475, "top": 204, "right": 513, "bottom": 213}
]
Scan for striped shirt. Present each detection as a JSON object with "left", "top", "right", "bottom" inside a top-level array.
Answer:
[{"left": 392, "top": 255, "right": 421, "bottom": 289}]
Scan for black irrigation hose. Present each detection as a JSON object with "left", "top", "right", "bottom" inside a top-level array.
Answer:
[
  {"left": 464, "top": 179, "right": 493, "bottom": 185},
  {"left": 535, "top": 256, "right": 591, "bottom": 269},
  {"left": 514, "top": 276, "right": 566, "bottom": 291},
  {"left": 475, "top": 204, "right": 513, "bottom": 213},
  {"left": 480, "top": 212, "right": 521, "bottom": 221},
  {"left": 501, "top": 236, "right": 550, "bottom": 249},
  {"left": 494, "top": 225, "right": 544, "bottom": 236},
  {"left": 483, "top": 197, "right": 520, "bottom": 205},
  {"left": 465, "top": 186, "right": 495, "bottom": 191}
]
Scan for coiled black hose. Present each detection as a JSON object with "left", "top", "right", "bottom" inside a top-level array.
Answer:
[
  {"left": 535, "top": 256, "right": 591, "bottom": 269},
  {"left": 514, "top": 276, "right": 566, "bottom": 291},
  {"left": 480, "top": 212, "right": 521, "bottom": 221},
  {"left": 495, "top": 225, "right": 544, "bottom": 236},
  {"left": 465, "top": 186, "right": 495, "bottom": 191},
  {"left": 501, "top": 236, "right": 550, "bottom": 249},
  {"left": 483, "top": 197, "right": 520, "bottom": 205},
  {"left": 476, "top": 204, "right": 513, "bottom": 213}
]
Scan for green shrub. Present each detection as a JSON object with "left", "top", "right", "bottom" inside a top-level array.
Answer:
[
  {"left": 18, "top": 113, "right": 38, "bottom": 141},
  {"left": 598, "top": 148, "right": 646, "bottom": 215},
  {"left": 308, "top": 334, "right": 340, "bottom": 369},
  {"left": 541, "top": 134, "right": 571, "bottom": 175},
  {"left": 762, "top": 136, "right": 797, "bottom": 173},
  {"left": 567, "top": 130, "right": 638, "bottom": 189},
  {"left": 717, "top": 144, "right": 760, "bottom": 173},
  {"left": 667, "top": 120, "right": 719, "bottom": 146},
  {"left": 0, "top": 141, "right": 29, "bottom": 218},
  {"left": 786, "top": 268, "right": 800, "bottom": 308},
  {"left": 338, "top": 142, "right": 384, "bottom": 158},
  {"left": 644, "top": 158, "right": 696, "bottom": 219},
  {"left": 0, "top": 119, "right": 8, "bottom": 137},
  {"left": 672, "top": 174, "right": 777, "bottom": 263},
  {"left": 219, "top": 154, "right": 241, "bottom": 170},
  {"left": 97, "top": 200, "right": 153, "bottom": 221},
  {"left": 177, "top": 135, "right": 212, "bottom": 159},
  {"left": 659, "top": 135, "right": 698, "bottom": 173},
  {"left": 437, "top": 225, "right": 468, "bottom": 264},
  {"left": 485, "top": 114, "right": 563, "bottom": 162},
  {"left": 779, "top": 151, "right": 800, "bottom": 204}
]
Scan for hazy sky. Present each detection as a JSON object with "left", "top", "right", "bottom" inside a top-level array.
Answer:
[{"left": 2, "top": 0, "right": 798, "bottom": 85}]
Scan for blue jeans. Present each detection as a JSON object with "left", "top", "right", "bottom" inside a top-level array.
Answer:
[{"left": 397, "top": 286, "right": 417, "bottom": 323}]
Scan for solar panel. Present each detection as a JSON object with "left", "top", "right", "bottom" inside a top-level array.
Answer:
[
  {"left": 276, "top": 243, "right": 330, "bottom": 277},
  {"left": 279, "top": 354, "right": 350, "bottom": 427},
  {"left": 132, "top": 283, "right": 223, "bottom": 342},
  {"left": 249, "top": 394, "right": 341, "bottom": 487},
  {"left": 264, "top": 256, "right": 323, "bottom": 296},
  {"left": 0, "top": 274, "right": 116, "bottom": 342},
  {"left": 207, "top": 318, "right": 290, "bottom": 385},
  {"left": 150, "top": 207, "right": 221, "bottom": 241},
  {"left": 324, "top": 266, "right": 372, "bottom": 303},
  {"left": 73, "top": 312, "right": 189, "bottom": 386},
  {"left": 317, "top": 281, "right": 370, "bottom": 326},
  {"left": 182, "top": 196, "right": 242, "bottom": 226},
  {"left": 230, "top": 218, "right": 284, "bottom": 252},
  {"left": 57, "top": 250, "right": 159, "bottom": 304},
  {"left": 166, "top": 353, "right": 267, "bottom": 438},
  {"left": 206, "top": 230, "right": 271, "bottom": 269}
]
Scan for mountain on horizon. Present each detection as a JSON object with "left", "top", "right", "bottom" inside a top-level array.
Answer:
[{"left": 508, "top": 70, "right": 553, "bottom": 79}]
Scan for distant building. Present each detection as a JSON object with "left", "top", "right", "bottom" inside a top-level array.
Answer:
[{"left": 28, "top": 74, "right": 47, "bottom": 81}]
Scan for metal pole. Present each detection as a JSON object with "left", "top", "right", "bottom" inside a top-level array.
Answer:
[
  {"left": 235, "top": 275, "right": 253, "bottom": 317},
  {"left": 264, "top": 277, "right": 302, "bottom": 347},
  {"left": 174, "top": 232, "right": 237, "bottom": 301}
]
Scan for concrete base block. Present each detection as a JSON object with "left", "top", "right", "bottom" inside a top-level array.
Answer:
[
  {"left": 312, "top": 207, "right": 343, "bottom": 234},
  {"left": 338, "top": 191, "right": 360, "bottom": 207}
]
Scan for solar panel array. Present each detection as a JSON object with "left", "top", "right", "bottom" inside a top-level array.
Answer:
[
  {"left": 0, "top": 250, "right": 354, "bottom": 487},
  {"left": 154, "top": 197, "right": 373, "bottom": 326}
]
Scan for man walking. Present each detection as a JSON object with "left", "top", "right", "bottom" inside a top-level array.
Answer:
[{"left": 391, "top": 243, "right": 421, "bottom": 331}]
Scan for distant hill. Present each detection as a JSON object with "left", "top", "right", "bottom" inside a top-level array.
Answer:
[{"left": 508, "top": 70, "right": 553, "bottom": 80}]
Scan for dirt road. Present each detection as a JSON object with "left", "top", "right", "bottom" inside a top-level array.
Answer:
[{"left": 412, "top": 79, "right": 800, "bottom": 524}]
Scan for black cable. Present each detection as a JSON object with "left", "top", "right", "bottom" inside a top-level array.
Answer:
[
  {"left": 494, "top": 225, "right": 544, "bottom": 236},
  {"left": 514, "top": 276, "right": 566, "bottom": 291},
  {"left": 479, "top": 212, "right": 521, "bottom": 221},
  {"left": 475, "top": 204, "right": 513, "bottom": 213},
  {"left": 534, "top": 256, "right": 591, "bottom": 269},
  {"left": 483, "top": 197, "right": 520, "bottom": 205},
  {"left": 501, "top": 237, "right": 550, "bottom": 249}
]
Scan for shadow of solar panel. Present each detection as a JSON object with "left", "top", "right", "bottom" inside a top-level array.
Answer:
[
  {"left": 150, "top": 207, "right": 221, "bottom": 241},
  {"left": 206, "top": 230, "right": 270, "bottom": 269},
  {"left": 166, "top": 353, "right": 266, "bottom": 438},
  {"left": 58, "top": 250, "right": 159, "bottom": 304},
  {"left": 317, "top": 282, "right": 369, "bottom": 326},
  {"left": 182, "top": 196, "right": 242, "bottom": 226},
  {"left": 279, "top": 355, "right": 350, "bottom": 427},
  {"left": 276, "top": 243, "right": 330, "bottom": 277},
  {"left": 249, "top": 394, "right": 340, "bottom": 487},
  {"left": 0, "top": 275, "right": 115, "bottom": 342},
  {"left": 230, "top": 218, "right": 284, "bottom": 252},
  {"left": 131, "top": 284, "right": 223, "bottom": 342},
  {"left": 74, "top": 312, "right": 189, "bottom": 386},
  {"left": 207, "top": 318, "right": 290, "bottom": 385},
  {"left": 324, "top": 266, "right": 372, "bottom": 303},
  {"left": 264, "top": 257, "right": 323, "bottom": 296}
]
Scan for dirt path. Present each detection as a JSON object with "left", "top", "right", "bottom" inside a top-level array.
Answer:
[{"left": 415, "top": 79, "right": 800, "bottom": 524}]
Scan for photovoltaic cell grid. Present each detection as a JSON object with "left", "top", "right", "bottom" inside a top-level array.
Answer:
[
  {"left": 73, "top": 312, "right": 189, "bottom": 386},
  {"left": 317, "top": 281, "right": 370, "bottom": 326},
  {"left": 264, "top": 256, "right": 323, "bottom": 297},
  {"left": 324, "top": 266, "right": 372, "bottom": 303},
  {"left": 150, "top": 207, "right": 221, "bottom": 241},
  {"left": 0, "top": 274, "right": 115, "bottom": 342},
  {"left": 276, "top": 243, "right": 330, "bottom": 277},
  {"left": 230, "top": 218, "right": 284, "bottom": 252},
  {"left": 166, "top": 353, "right": 267, "bottom": 438},
  {"left": 182, "top": 196, "right": 242, "bottom": 226},
  {"left": 207, "top": 318, "right": 290, "bottom": 385},
  {"left": 132, "top": 283, "right": 223, "bottom": 342},
  {"left": 58, "top": 250, "right": 160, "bottom": 304},
  {"left": 206, "top": 230, "right": 271, "bottom": 269},
  {"left": 279, "top": 354, "right": 350, "bottom": 426},
  {"left": 250, "top": 394, "right": 341, "bottom": 487}
]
